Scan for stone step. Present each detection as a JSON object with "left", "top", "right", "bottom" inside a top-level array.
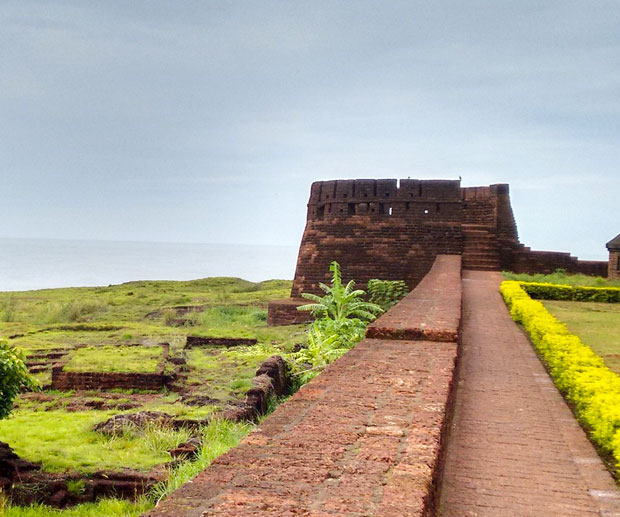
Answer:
[{"left": 462, "top": 264, "right": 501, "bottom": 271}]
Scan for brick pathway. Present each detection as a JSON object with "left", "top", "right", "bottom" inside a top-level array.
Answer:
[{"left": 438, "top": 271, "right": 620, "bottom": 516}]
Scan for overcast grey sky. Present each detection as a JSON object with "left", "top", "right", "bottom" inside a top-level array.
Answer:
[{"left": 2, "top": 1, "right": 618, "bottom": 260}]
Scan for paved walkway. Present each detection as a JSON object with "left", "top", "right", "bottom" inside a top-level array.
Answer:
[{"left": 438, "top": 271, "right": 620, "bottom": 516}]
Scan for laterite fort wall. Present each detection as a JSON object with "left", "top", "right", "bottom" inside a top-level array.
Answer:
[
  {"left": 269, "top": 178, "right": 606, "bottom": 325},
  {"left": 291, "top": 179, "right": 464, "bottom": 297}
]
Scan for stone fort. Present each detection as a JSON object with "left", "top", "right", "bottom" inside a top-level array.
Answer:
[{"left": 268, "top": 178, "right": 608, "bottom": 325}]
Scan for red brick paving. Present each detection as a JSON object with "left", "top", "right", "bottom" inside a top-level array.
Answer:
[
  {"left": 145, "top": 337, "right": 458, "bottom": 516},
  {"left": 366, "top": 255, "right": 462, "bottom": 342},
  {"left": 438, "top": 271, "right": 620, "bottom": 516}
]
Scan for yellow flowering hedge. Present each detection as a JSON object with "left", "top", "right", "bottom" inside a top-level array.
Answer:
[
  {"left": 501, "top": 280, "right": 620, "bottom": 467},
  {"left": 520, "top": 281, "right": 620, "bottom": 303}
]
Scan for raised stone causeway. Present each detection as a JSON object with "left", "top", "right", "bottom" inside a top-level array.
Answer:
[{"left": 145, "top": 255, "right": 462, "bottom": 516}]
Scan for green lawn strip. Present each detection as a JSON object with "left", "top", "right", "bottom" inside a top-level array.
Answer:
[
  {"left": 543, "top": 300, "right": 620, "bottom": 376},
  {"left": 0, "top": 410, "right": 188, "bottom": 473},
  {"left": 502, "top": 270, "right": 620, "bottom": 288},
  {"left": 63, "top": 345, "right": 163, "bottom": 374}
]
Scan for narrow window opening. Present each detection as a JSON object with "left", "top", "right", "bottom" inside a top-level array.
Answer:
[
  {"left": 418, "top": 184, "right": 423, "bottom": 196},
  {"left": 388, "top": 206, "right": 393, "bottom": 216},
  {"left": 348, "top": 203, "right": 355, "bottom": 215},
  {"left": 436, "top": 203, "right": 441, "bottom": 213},
  {"left": 317, "top": 206, "right": 325, "bottom": 219}
]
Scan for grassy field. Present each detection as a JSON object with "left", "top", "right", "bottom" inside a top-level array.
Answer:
[
  {"left": 0, "top": 277, "right": 303, "bottom": 515},
  {"left": 543, "top": 300, "right": 620, "bottom": 375},
  {"left": 503, "top": 270, "right": 620, "bottom": 287}
]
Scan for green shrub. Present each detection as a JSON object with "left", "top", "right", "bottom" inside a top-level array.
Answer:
[
  {"left": 518, "top": 282, "right": 620, "bottom": 303},
  {"left": 293, "top": 261, "right": 382, "bottom": 383},
  {"left": 503, "top": 271, "right": 620, "bottom": 288},
  {"left": 501, "top": 281, "right": 620, "bottom": 469},
  {"left": 367, "top": 279, "right": 408, "bottom": 311},
  {"left": 0, "top": 340, "right": 37, "bottom": 419}
]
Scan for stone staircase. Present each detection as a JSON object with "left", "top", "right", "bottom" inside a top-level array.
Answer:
[{"left": 462, "top": 224, "right": 500, "bottom": 270}]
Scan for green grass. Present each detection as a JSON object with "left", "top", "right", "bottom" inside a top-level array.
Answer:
[
  {"left": 64, "top": 345, "right": 163, "bottom": 374},
  {"left": 185, "top": 342, "right": 284, "bottom": 400},
  {"left": 0, "top": 275, "right": 299, "bottom": 516},
  {"left": 503, "top": 270, "right": 620, "bottom": 288},
  {"left": 543, "top": 300, "right": 620, "bottom": 375},
  {"left": 150, "top": 418, "right": 252, "bottom": 504},
  {"left": 1, "top": 497, "right": 152, "bottom": 517},
  {"left": 0, "top": 410, "right": 192, "bottom": 473},
  {"left": 1, "top": 418, "right": 255, "bottom": 516}
]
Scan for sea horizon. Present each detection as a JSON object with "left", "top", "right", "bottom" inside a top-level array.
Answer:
[{"left": 0, "top": 237, "right": 298, "bottom": 292}]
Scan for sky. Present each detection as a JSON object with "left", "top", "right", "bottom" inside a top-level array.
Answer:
[{"left": 1, "top": 1, "right": 619, "bottom": 261}]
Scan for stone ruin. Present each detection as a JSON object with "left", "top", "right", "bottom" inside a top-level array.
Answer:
[
  {"left": 268, "top": 178, "right": 608, "bottom": 325},
  {"left": 607, "top": 233, "right": 620, "bottom": 280}
]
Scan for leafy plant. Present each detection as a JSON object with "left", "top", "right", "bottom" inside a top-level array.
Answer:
[
  {"left": 367, "top": 279, "right": 408, "bottom": 311},
  {"left": 293, "top": 261, "right": 382, "bottom": 383},
  {"left": 292, "top": 326, "right": 345, "bottom": 384},
  {"left": 0, "top": 340, "right": 38, "bottom": 419},
  {"left": 297, "top": 261, "right": 383, "bottom": 321}
]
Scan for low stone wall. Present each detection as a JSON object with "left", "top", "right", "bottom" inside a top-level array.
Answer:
[
  {"left": 267, "top": 297, "right": 314, "bottom": 326},
  {"left": 51, "top": 370, "right": 166, "bottom": 391},
  {"left": 221, "top": 355, "right": 290, "bottom": 422},
  {"left": 511, "top": 248, "right": 608, "bottom": 276},
  {"left": 367, "top": 254, "right": 462, "bottom": 342},
  {"left": 51, "top": 344, "right": 169, "bottom": 391},
  {"left": 146, "top": 255, "right": 462, "bottom": 516},
  {"left": 185, "top": 336, "right": 258, "bottom": 348}
]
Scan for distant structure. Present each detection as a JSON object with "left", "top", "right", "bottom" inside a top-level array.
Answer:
[
  {"left": 268, "top": 179, "right": 607, "bottom": 325},
  {"left": 607, "top": 234, "right": 620, "bottom": 280}
]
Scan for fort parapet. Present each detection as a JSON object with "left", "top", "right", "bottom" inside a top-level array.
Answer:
[{"left": 269, "top": 178, "right": 607, "bottom": 325}]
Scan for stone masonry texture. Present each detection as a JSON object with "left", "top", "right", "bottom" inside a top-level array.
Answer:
[
  {"left": 367, "top": 255, "right": 461, "bottom": 342},
  {"left": 438, "top": 271, "right": 620, "bottom": 517},
  {"left": 145, "top": 338, "right": 458, "bottom": 517},
  {"left": 268, "top": 178, "right": 606, "bottom": 326}
]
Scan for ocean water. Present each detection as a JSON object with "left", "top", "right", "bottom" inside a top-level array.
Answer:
[{"left": 0, "top": 238, "right": 299, "bottom": 292}]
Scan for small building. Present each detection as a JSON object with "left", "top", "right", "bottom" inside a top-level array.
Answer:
[{"left": 607, "top": 233, "right": 620, "bottom": 280}]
